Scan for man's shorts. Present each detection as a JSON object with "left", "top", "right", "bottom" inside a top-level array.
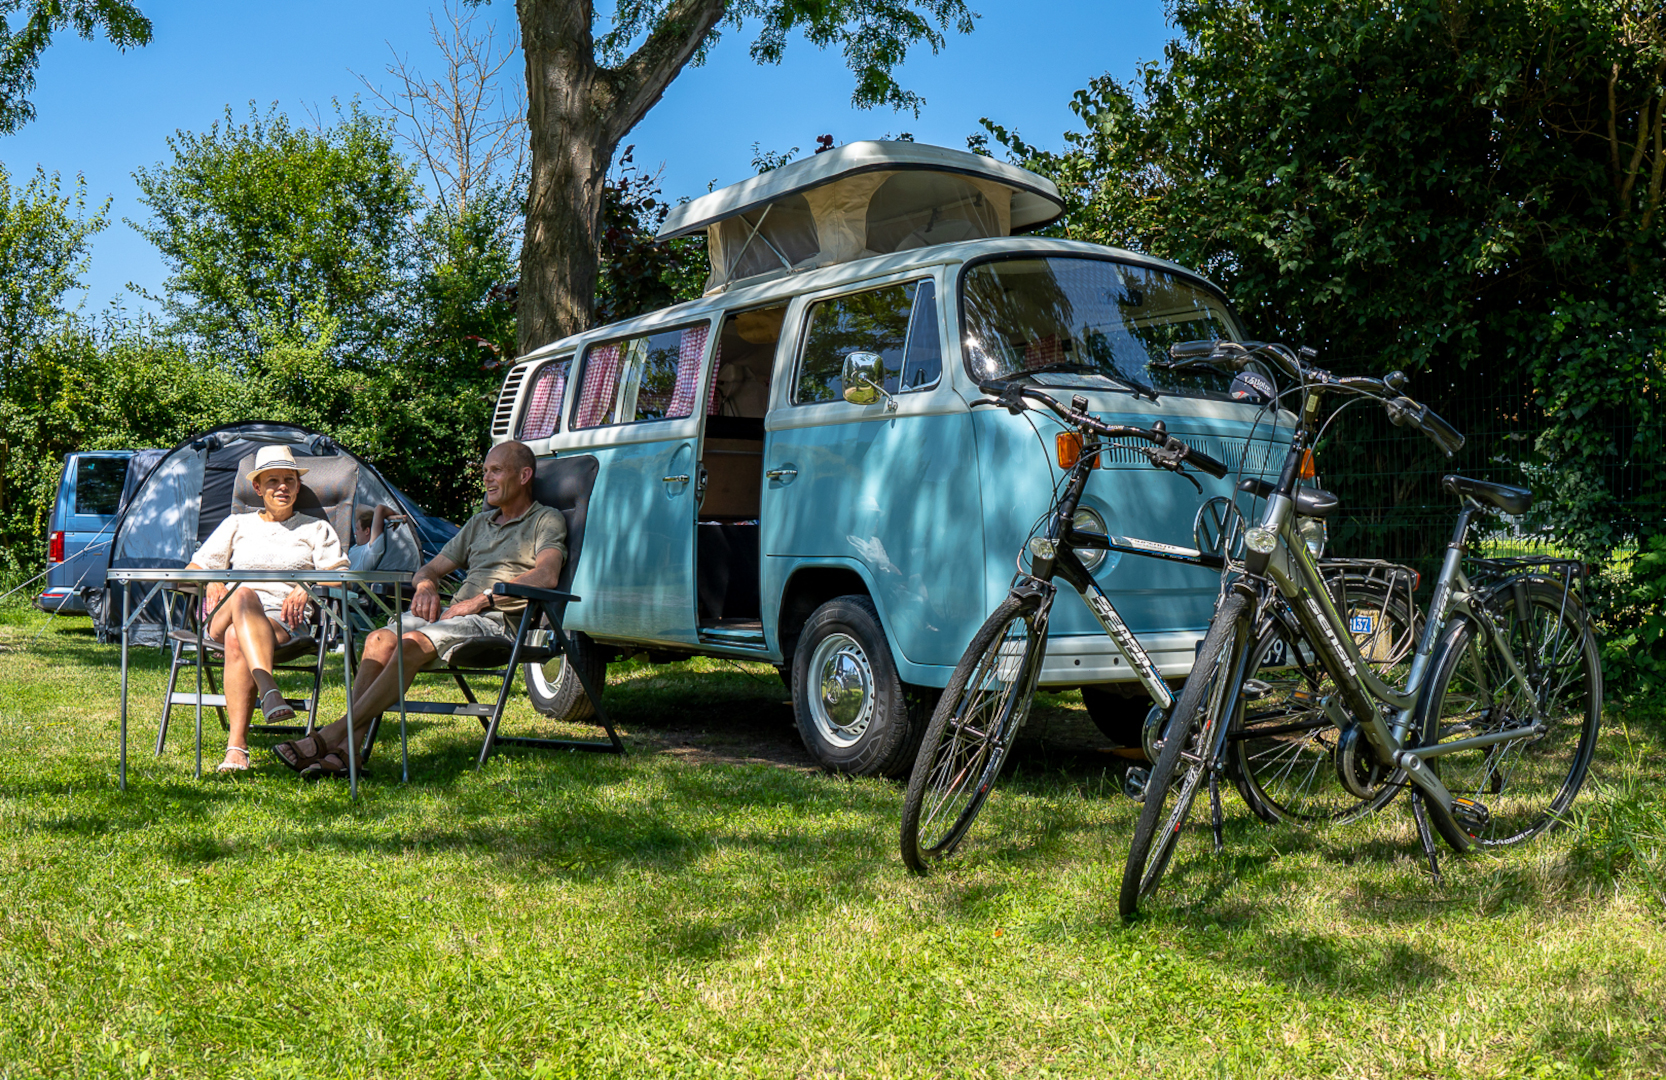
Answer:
[{"left": 386, "top": 612, "right": 515, "bottom": 666}]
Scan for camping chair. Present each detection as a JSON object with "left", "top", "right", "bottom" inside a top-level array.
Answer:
[
  {"left": 155, "top": 453, "right": 359, "bottom": 753},
  {"left": 384, "top": 454, "right": 623, "bottom": 768}
]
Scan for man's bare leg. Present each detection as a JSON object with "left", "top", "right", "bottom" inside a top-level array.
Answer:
[{"left": 308, "top": 630, "right": 438, "bottom": 755}]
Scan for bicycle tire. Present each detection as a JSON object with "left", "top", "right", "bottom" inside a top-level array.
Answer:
[
  {"left": 899, "top": 589, "right": 1047, "bottom": 874},
  {"left": 1420, "top": 578, "right": 1602, "bottom": 850},
  {"left": 1118, "top": 592, "right": 1248, "bottom": 919},
  {"left": 1229, "top": 588, "right": 1415, "bottom": 826}
]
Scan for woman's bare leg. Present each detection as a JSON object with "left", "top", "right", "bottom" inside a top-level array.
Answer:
[
  {"left": 221, "top": 633, "right": 255, "bottom": 765},
  {"left": 207, "top": 588, "right": 291, "bottom": 699}
]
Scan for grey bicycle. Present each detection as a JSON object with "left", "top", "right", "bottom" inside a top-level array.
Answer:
[{"left": 1120, "top": 342, "right": 1603, "bottom": 919}]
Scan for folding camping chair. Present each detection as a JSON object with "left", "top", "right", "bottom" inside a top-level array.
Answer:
[
  {"left": 155, "top": 453, "right": 359, "bottom": 752},
  {"left": 387, "top": 454, "right": 623, "bottom": 767}
]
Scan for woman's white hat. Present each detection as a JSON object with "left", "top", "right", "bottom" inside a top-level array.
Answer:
[{"left": 247, "top": 445, "right": 309, "bottom": 484}]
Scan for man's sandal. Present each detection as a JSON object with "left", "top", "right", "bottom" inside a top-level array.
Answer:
[
  {"left": 300, "top": 752, "right": 350, "bottom": 779},
  {"left": 259, "top": 688, "right": 296, "bottom": 724},
  {"left": 216, "top": 746, "right": 251, "bottom": 773},
  {"left": 272, "top": 734, "right": 329, "bottom": 774}
]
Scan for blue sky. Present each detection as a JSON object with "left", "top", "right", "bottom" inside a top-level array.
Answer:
[{"left": 1, "top": 1, "right": 1175, "bottom": 313}]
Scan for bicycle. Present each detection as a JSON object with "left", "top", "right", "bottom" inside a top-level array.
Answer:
[
  {"left": 1119, "top": 341, "right": 1603, "bottom": 918},
  {"left": 899, "top": 381, "right": 1235, "bottom": 873}
]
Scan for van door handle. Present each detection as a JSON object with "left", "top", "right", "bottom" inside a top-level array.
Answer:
[
  {"left": 662, "top": 474, "right": 691, "bottom": 484},
  {"left": 765, "top": 467, "right": 798, "bottom": 481}
]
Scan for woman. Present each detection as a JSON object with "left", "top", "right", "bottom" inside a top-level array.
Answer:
[{"left": 186, "top": 445, "right": 348, "bottom": 772}]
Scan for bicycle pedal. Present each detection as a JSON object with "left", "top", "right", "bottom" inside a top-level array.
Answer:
[
  {"left": 1450, "top": 797, "right": 1491, "bottom": 833},
  {"left": 1123, "top": 767, "right": 1151, "bottom": 803},
  {"left": 1241, "top": 679, "right": 1271, "bottom": 701}
]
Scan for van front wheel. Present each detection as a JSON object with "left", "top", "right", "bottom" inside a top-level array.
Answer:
[
  {"left": 525, "top": 631, "right": 607, "bottom": 723},
  {"left": 792, "top": 595, "right": 916, "bottom": 777}
]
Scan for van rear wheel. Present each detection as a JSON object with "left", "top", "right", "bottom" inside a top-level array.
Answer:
[
  {"left": 792, "top": 595, "right": 917, "bottom": 777},
  {"left": 525, "top": 631, "right": 607, "bottom": 723}
]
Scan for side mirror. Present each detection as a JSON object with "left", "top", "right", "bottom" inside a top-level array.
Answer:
[{"left": 840, "top": 351, "right": 895, "bottom": 410}]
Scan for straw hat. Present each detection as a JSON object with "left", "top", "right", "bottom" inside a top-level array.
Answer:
[{"left": 247, "top": 445, "right": 309, "bottom": 484}]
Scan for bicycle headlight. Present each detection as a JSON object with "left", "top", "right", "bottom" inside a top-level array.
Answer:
[
  {"left": 1244, "top": 525, "right": 1278, "bottom": 554},
  {"left": 1028, "top": 536, "right": 1057, "bottom": 561},
  {"left": 1072, "top": 507, "right": 1108, "bottom": 573}
]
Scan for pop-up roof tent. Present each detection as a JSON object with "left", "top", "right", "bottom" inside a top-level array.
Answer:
[
  {"left": 656, "top": 140, "right": 1066, "bottom": 293},
  {"left": 94, "top": 421, "right": 427, "bottom": 645}
]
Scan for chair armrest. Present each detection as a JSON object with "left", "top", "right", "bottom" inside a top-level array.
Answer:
[{"left": 493, "top": 582, "right": 580, "bottom": 604}]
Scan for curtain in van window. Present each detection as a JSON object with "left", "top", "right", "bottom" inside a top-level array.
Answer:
[
  {"left": 518, "top": 360, "right": 568, "bottom": 440},
  {"left": 666, "top": 325, "right": 709, "bottom": 419},
  {"left": 574, "top": 343, "right": 623, "bottom": 428}
]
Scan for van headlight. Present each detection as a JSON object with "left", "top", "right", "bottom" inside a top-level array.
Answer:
[{"left": 1073, "top": 507, "right": 1108, "bottom": 573}]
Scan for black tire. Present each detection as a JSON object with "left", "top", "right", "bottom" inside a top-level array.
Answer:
[
  {"left": 525, "top": 630, "right": 608, "bottom": 722},
  {"left": 1081, "top": 685, "right": 1154, "bottom": 750},
  {"left": 791, "top": 595, "right": 917, "bottom": 777},
  {"left": 1419, "top": 579, "right": 1602, "bottom": 850},
  {"left": 1228, "top": 595, "right": 1413, "bottom": 826},
  {"left": 1119, "top": 593, "right": 1248, "bottom": 920},
  {"left": 899, "top": 590, "right": 1047, "bottom": 873}
]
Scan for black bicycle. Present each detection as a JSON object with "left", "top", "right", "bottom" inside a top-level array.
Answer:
[{"left": 899, "top": 382, "right": 1232, "bottom": 873}]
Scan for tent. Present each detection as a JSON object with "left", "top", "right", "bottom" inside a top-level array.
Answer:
[
  {"left": 656, "top": 140, "right": 1065, "bottom": 292},
  {"left": 92, "top": 421, "right": 433, "bottom": 645}
]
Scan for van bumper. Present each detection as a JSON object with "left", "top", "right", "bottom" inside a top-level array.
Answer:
[
  {"left": 34, "top": 587, "right": 88, "bottom": 615},
  {"left": 1037, "top": 630, "right": 1204, "bottom": 688}
]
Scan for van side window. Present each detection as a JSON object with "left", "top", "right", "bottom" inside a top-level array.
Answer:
[
  {"left": 901, "top": 279, "right": 941, "bottom": 390},
  {"left": 74, "top": 458, "right": 126, "bottom": 516},
  {"left": 573, "top": 323, "right": 710, "bottom": 428},
  {"left": 795, "top": 280, "right": 937, "bottom": 404},
  {"left": 517, "top": 358, "right": 572, "bottom": 441}
]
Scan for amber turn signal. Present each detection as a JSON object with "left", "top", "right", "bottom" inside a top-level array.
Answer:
[
  {"left": 1057, "top": 432, "right": 1083, "bottom": 469},
  {"left": 1299, "top": 449, "right": 1317, "bottom": 480}
]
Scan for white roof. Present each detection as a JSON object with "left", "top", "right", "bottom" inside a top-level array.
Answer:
[{"left": 656, "top": 141, "right": 1066, "bottom": 292}]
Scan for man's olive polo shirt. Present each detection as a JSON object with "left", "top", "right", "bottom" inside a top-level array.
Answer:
[{"left": 437, "top": 502, "right": 567, "bottom": 618}]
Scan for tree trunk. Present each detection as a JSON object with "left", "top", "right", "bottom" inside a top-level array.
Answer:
[
  {"left": 515, "top": 0, "right": 730, "bottom": 358},
  {"left": 516, "top": 0, "right": 613, "bottom": 356}
]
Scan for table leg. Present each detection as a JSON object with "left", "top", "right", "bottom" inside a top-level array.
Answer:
[
  {"left": 119, "top": 582, "right": 130, "bottom": 792},
  {"left": 343, "top": 602, "right": 357, "bottom": 799},
  {"left": 195, "top": 595, "right": 204, "bottom": 781},
  {"left": 396, "top": 585, "right": 408, "bottom": 784}
]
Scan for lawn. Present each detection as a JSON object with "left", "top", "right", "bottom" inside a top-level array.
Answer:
[{"left": 1, "top": 602, "right": 1662, "bottom": 1079}]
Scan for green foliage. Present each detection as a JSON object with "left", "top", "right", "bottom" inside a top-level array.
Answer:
[
  {"left": 0, "top": 0, "right": 151, "bottom": 134},
  {"left": 593, "top": 147, "right": 706, "bottom": 326},
  {"left": 132, "top": 103, "right": 419, "bottom": 371},
  {"left": 1599, "top": 536, "right": 1666, "bottom": 700}
]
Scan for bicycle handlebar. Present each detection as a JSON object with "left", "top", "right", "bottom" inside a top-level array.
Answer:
[{"left": 972, "top": 383, "right": 1231, "bottom": 479}]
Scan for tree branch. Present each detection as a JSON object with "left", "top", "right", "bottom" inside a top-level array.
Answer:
[
  {"left": 597, "top": 0, "right": 729, "bottom": 146},
  {"left": 1609, "top": 62, "right": 1623, "bottom": 188},
  {"left": 1643, "top": 84, "right": 1666, "bottom": 235}
]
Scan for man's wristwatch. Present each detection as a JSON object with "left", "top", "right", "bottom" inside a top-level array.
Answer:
[{"left": 483, "top": 592, "right": 496, "bottom": 611}]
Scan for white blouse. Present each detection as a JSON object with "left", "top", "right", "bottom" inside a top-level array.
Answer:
[{"left": 190, "top": 512, "right": 348, "bottom": 616}]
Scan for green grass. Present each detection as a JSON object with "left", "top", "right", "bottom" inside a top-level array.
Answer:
[{"left": 2, "top": 603, "right": 1664, "bottom": 1078}]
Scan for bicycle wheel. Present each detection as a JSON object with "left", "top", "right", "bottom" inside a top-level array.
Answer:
[
  {"left": 1420, "top": 578, "right": 1602, "bottom": 849},
  {"left": 1229, "top": 591, "right": 1414, "bottom": 826},
  {"left": 1118, "top": 593, "right": 1248, "bottom": 919},
  {"left": 899, "top": 589, "right": 1047, "bottom": 873}
]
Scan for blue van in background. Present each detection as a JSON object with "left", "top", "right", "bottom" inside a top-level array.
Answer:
[{"left": 37, "top": 450, "right": 141, "bottom": 614}]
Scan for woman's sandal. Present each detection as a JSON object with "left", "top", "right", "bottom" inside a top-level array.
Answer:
[
  {"left": 216, "top": 746, "right": 251, "bottom": 773},
  {"left": 259, "top": 688, "right": 296, "bottom": 724}
]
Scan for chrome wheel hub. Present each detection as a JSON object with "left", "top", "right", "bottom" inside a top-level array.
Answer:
[{"left": 808, "top": 633, "right": 875, "bottom": 748}]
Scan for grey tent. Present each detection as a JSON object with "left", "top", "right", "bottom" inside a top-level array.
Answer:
[{"left": 93, "top": 421, "right": 432, "bottom": 645}]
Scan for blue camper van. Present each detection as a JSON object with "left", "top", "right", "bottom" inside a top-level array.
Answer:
[
  {"left": 490, "top": 142, "right": 1285, "bottom": 775},
  {"left": 37, "top": 450, "right": 145, "bottom": 615}
]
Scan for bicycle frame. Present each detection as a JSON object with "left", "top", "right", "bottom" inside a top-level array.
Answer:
[
  {"left": 1019, "top": 437, "right": 1226, "bottom": 714},
  {"left": 1243, "top": 445, "right": 1546, "bottom": 817}
]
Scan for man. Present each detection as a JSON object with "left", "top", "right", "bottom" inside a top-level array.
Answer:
[{"left": 273, "top": 440, "right": 565, "bottom": 776}]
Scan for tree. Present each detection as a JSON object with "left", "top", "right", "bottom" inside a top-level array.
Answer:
[
  {"left": 0, "top": 0, "right": 151, "bottom": 134},
  {"left": 131, "top": 103, "right": 419, "bottom": 372},
  {"left": 506, "top": 0, "right": 976, "bottom": 355},
  {"left": 0, "top": 164, "right": 106, "bottom": 556}
]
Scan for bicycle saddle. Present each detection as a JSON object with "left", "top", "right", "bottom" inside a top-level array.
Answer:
[
  {"left": 1237, "top": 477, "right": 1341, "bottom": 519},
  {"left": 1442, "top": 475, "right": 1532, "bottom": 516}
]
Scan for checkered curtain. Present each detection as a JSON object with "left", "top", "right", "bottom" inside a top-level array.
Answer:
[
  {"left": 519, "top": 362, "right": 567, "bottom": 439},
  {"left": 574, "top": 343, "right": 623, "bottom": 428},
  {"left": 666, "top": 324, "right": 709, "bottom": 419}
]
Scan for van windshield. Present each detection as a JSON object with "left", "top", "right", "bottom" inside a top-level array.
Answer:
[{"left": 959, "top": 256, "right": 1238, "bottom": 398}]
